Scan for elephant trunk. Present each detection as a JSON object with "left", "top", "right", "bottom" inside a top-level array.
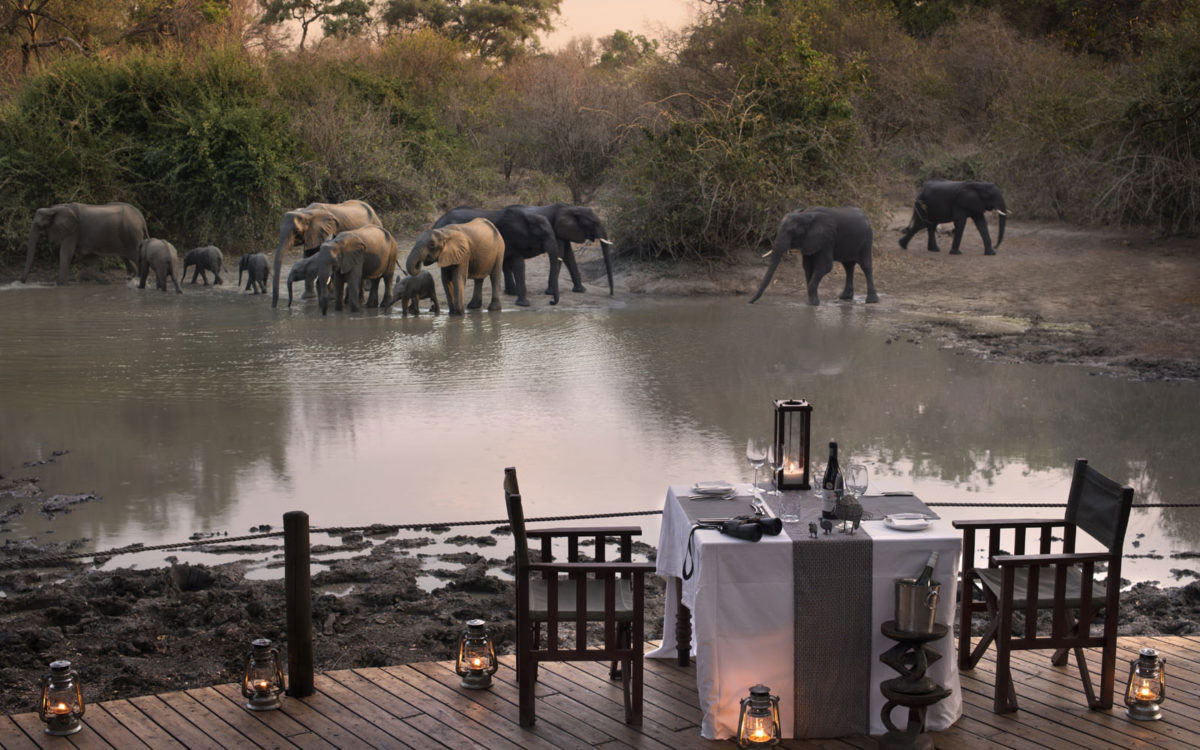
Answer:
[
  {"left": 405, "top": 246, "right": 424, "bottom": 277},
  {"left": 996, "top": 197, "right": 1007, "bottom": 249},
  {"left": 600, "top": 239, "right": 614, "bottom": 296},
  {"left": 270, "top": 227, "right": 294, "bottom": 309},
  {"left": 21, "top": 227, "right": 40, "bottom": 283},
  {"left": 748, "top": 246, "right": 785, "bottom": 304}
]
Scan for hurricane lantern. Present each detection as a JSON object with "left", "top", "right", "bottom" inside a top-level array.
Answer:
[
  {"left": 1124, "top": 647, "right": 1167, "bottom": 721},
  {"left": 736, "top": 684, "right": 781, "bottom": 748},
  {"left": 39, "top": 660, "right": 85, "bottom": 736},
  {"left": 456, "top": 619, "right": 498, "bottom": 690},
  {"left": 773, "top": 399, "right": 812, "bottom": 490},
  {"left": 241, "top": 638, "right": 285, "bottom": 711}
]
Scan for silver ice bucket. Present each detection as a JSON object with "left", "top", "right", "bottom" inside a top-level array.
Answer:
[{"left": 894, "top": 577, "right": 940, "bottom": 633}]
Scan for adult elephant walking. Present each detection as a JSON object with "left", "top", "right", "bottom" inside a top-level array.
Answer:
[
  {"left": 433, "top": 205, "right": 560, "bottom": 306},
  {"left": 315, "top": 225, "right": 399, "bottom": 315},
  {"left": 21, "top": 202, "right": 149, "bottom": 285},
  {"left": 406, "top": 218, "right": 505, "bottom": 315},
  {"left": 525, "top": 203, "right": 614, "bottom": 299},
  {"left": 270, "top": 200, "right": 381, "bottom": 307},
  {"left": 899, "top": 180, "right": 1008, "bottom": 255},
  {"left": 748, "top": 207, "right": 878, "bottom": 306}
]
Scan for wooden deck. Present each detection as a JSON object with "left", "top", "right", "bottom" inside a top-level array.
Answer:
[{"left": 3, "top": 636, "right": 1197, "bottom": 749}]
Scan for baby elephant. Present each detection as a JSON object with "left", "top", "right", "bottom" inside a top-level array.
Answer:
[
  {"left": 239, "top": 253, "right": 269, "bottom": 294},
  {"left": 384, "top": 271, "right": 439, "bottom": 316},
  {"left": 182, "top": 246, "right": 223, "bottom": 285},
  {"left": 286, "top": 255, "right": 325, "bottom": 307},
  {"left": 137, "top": 238, "right": 182, "bottom": 294}
]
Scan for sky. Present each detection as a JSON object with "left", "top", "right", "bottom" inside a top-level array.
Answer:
[{"left": 541, "top": 0, "right": 699, "bottom": 49}]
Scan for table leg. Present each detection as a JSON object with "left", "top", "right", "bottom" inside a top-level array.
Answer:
[{"left": 673, "top": 577, "right": 691, "bottom": 666}]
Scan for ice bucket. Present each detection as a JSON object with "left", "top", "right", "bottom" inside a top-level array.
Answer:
[{"left": 894, "top": 577, "right": 940, "bottom": 633}]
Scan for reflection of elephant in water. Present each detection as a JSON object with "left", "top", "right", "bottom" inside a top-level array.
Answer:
[
  {"left": 749, "top": 207, "right": 878, "bottom": 306},
  {"left": 182, "top": 246, "right": 223, "bottom": 285},
  {"left": 286, "top": 255, "right": 325, "bottom": 307},
  {"left": 433, "top": 205, "right": 560, "bottom": 307},
  {"left": 406, "top": 218, "right": 505, "bottom": 315},
  {"left": 525, "top": 203, "right": 614, "bottom": 298},
  {"left": 137, "top": 238, "right": 183, "bottom": 294},
  {"left": 22, "top": 202, "right": 149, "bottom": 285},
  {"left": 270, "top": 200, "right": 381, "bottom": 307},
  {"left": 899, "top": 180, "right": 1007, "bottom": 255},
  {"left": 316, "top": 225, "right": 399, "bottom": 315},
  {"left": 383, "top": 270, "right": 439, "bottom": 316},
  {"left": 240, "top": 253, "right": 269, "bottom": 294}
]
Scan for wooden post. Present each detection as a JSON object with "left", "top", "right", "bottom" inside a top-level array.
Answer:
[{"left": 284, "top": 510, "right": 314, "bottom": 697}]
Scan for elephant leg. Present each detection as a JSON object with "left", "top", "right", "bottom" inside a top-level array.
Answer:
[
  {"left": 806, "top": 260, "right": 831, "bottom": 306},
  {"left": 467, "top": 278, "right": 484, "bottom": 309},
  {"left": 57, "top": 237, "right": 76, "bottom": 286},
  {"left": 802, "top": 255, "right": 814, "bottom": 286},
  {"left": 545, "top": 241, "right": 565, "bottom": 303},
  {"left": 366, "top": 278, "right": 380, "bottom": 308},
  {"left": 170, "top": 268, "right": 182, "bottom": 295},
  {"left": 973, "top": 214, "right": 995, "bottom": 255},
  {"left": 503, "top": 260, "right": 517, "bottom": 296},
  {"left": 926, "top": 223, "right": 940, "bottom": 252},
  {"left": 862, "top": 263, "right": 880, "bottom": 303},
  {"left": 512, "top": 256, "right": 530, "bottom": 306},
  {"left": 899, "top": 216, "right": 920, "bottom": 250},
  {"left": 488, "top": 261, "right": 502, "bottom": 312},
  {"left": 381, "top": 274, "right": 394, "bottom": 310},
  {"left": 950, "top": 211, "right": 968, "bottom": 254},
  {"left": 348, "top": 270, "right": 364, "bottom": 312},
  {"left": 213, "top": 269, "right": 222, "bottom": 286},
  {"left": 839, "top": 261, "right": 855, "bottom": 300},
  {"left": 442, "top": 267, "right": 462, "bottom": 315},
  {"left": 429, "top": 292, "right": 439, "bottom": 314},
  {"left": 332, "top": 273, "right": 345, "bottom": 311},
  {"left": 139, "top": 258, "right": 149, "bottom": 289},
  {"left": 122, "top": 258, "right": 138, "bottom": 279},
  {"left": 563, "top": 244, "right": 586, "bottom": 292}
]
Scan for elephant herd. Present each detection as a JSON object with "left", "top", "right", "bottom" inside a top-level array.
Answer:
[{"left": 19, "top": 180, "right": 1007, "bottom": 308}]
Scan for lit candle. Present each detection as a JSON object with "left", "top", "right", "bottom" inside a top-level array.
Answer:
[
  {"left": 52, "top": 702, "right": 70, "bottom": 715},
  {"left": 471, "top": 657, "right": 483, "bottom": 669},
  {"left": 254, "top": 679, "right": 270, "bottom": 692}
]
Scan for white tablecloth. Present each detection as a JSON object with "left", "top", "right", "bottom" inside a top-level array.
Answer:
[{"left": 647, "top": 486, "right": 963, "bottom": 739}]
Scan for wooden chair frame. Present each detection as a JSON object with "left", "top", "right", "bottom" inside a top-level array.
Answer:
[
  {"left": 953, "top": 459, "right": 1133, "bottom": 713},
  {"left": 505, "top": 467, "right": 655, "bottom": 727}
]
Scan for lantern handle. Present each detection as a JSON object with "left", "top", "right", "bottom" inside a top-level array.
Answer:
[{"left": 1160, "top": 658, "right": 1167, "bottom": 701}]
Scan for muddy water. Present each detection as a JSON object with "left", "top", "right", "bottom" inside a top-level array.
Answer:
[{"left": 2, "top": 282, "right": 1198, "bottom": 584}]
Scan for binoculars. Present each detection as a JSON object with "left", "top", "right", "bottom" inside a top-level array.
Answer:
[{"left": 697, "top": 515, "right": 783, "bottom": 542}]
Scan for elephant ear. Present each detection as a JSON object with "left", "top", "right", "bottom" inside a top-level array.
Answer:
[
  {"left": 436, "top": 230, "right": 472, "bottom": 267},
  {"left": 799, "top": 213, "right": 837, "bottom": 256},
  {"left": 553, "top": 209, "right": 589, "bottom": 243},
  {"left": 50, "top": 206, "right": 79, "bottom": 237}
]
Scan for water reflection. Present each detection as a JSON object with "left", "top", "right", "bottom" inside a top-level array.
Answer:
[{"left": 0, "top": 286, "right": 1196, "bottom": 583}]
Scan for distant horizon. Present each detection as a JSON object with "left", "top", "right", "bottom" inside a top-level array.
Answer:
[{"left": 541, "top": 0, "right": 697, "bottom": 49}]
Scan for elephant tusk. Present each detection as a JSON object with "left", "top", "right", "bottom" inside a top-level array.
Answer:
[
  {"left": 761, "top": 250, "right": 773, "bottom": 258},
  {"left": 996, "top": 209, "right": 1010, "bottom": 216}
]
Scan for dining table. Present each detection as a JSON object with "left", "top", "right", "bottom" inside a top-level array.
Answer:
[{"left": 646, "top": 484, "right": 963, "bottom": 740}]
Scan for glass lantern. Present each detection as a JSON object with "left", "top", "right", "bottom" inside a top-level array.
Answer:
[
  {"left": 1124, "top": 647, "right": 1167, "bottom": 721},
  {"left": 456, "top": 619, "right": 499, "bottom": 689},
  {"left": 39, "top": 660, "right": 85, "bottom": 736},
  {"left": 736, "top": 684, "right": 781, "bottom": 748},
  {"left": 242, "top": 638, "right": 285, "bottom": 711},
  {"left": 773, "top": 399, "right": 812, "bottom": 490}
]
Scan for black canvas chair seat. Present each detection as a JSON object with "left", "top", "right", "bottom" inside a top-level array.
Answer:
[
  {"left": 954, "top": 458, "right": 1134, "bottom": 714},
  {"left": 529, "top": 579, "right": 637, "bottom": 622}
]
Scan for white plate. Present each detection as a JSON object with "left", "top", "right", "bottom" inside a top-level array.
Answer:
[
  {"left": 692, "top": 481, "right": 734, "bottom": 495},
  {"left": 884, "top": 514, "right": 931, "bottom": 531}
]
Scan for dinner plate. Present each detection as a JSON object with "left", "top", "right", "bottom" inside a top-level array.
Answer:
[
  {"left": 692, "top": 481, "right": 734, "bottom": 495},
  {"left": 884, "top": 513, "right": 932, "bottom": 531}
]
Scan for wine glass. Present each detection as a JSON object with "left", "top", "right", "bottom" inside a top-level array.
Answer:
[
  {"left": 845, "top": 464, "right": 869, "bottom": 498},
  {"left": 745, "top": 439, "right": 767, "bottom": 499},
  {"left": 763, "top": 444, "right": 782, "bottom": 497}
]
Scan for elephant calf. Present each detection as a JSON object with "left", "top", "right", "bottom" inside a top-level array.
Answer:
[
  {"left": 383, "top": 271, "right": 439, "bottom": 316},
  {"left": 285, "top": 255, "right": 327, "bottom": 307},
  {"left": 137, "top": 238, "right": 183, "bottom": 294},
  {"left": 239, "top": 253, "right": 270, "bottom": 294},
  {"left": 182, "top": 246, "right": 223, "bottom": 285}
]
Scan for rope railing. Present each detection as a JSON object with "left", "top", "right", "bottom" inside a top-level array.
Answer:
[{"left": 0, "top": 504, "right": 1195, "bottom": 570}]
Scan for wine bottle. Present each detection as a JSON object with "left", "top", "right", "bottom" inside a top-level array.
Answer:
[
  {"left": 914, "top": 551, "right": 940, "bottom": 587},
  {"left": 820, "top": 442, "right": 840, "bottom": 519}
]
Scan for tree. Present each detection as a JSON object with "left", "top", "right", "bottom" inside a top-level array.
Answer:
[
  {"left": 258, "top": 0, "right": 373, "bottom": 51},
  {"left": 0, "top": 1, "right": 87, "bottom": 72},
  {"left": 381, "top": 0, "right": 560, "bottom": 61},
  {"left": 596, "top": 30, "right": 657, "bottom": 70}
]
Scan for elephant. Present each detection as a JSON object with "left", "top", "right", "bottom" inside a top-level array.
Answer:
[
  {"left": 137, "top": 238, "right": 182, "bottom": 294},
  {"left": 748, "top": 207, "right": 879, "bottom": 306},
  {"left": 21, "top": 202, "right": 149, "bottom": 285},
  {"left": 240, "top": 253, "right": 270, "bottom": 294},
  {"left": 383, "top": 270, "right": 439, "bottom": 316},
  {"left": 270, "top": 200, "right": 381, "bottom": 307},
  {"left": 316, "top": 225, "right": 399, "bottom": 315},
  {"left": 525, "top": 203, "right": 614, "bottom": 298},
  {"left": 181, "top": 246, "right": 223, "bottom": 285},
  {"left": 285, "top": 255, "right": 327, "bottom": 307},
  {"left": 433, "top": 206, "right": 562, "bottom": 306},
  {"left": 406, "top": 218, "right": 505, "bottom": 315},
  {"left": 899, "top": 180, "right": 1008, "bottom": 255}
]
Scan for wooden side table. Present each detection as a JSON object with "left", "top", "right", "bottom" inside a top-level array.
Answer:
[{"left": 878, "top": 621, "right": 952, "bottom": 750}]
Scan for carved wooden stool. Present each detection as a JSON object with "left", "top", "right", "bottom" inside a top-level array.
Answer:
[{"left": 878, "top": 621, "right": 952, "bottom": 750}]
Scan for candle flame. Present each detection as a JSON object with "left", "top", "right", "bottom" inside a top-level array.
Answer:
[
  {"left": 471, "top": 658, "right": 483, "bottom": 668},
  {"left": 52, "top": 702, "right": 70, "bottom": 715},
  {"left": 254, "top": 679, "right": 270, "bottom": 691}
]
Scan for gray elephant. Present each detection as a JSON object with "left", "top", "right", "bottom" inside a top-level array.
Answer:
[
  {"left": 406, "top": 218, "right": 505, "bottom": 315},
  {"left": 270, "top": 200, "right": 381, "bottom": 307},
  {"left": 240, "top": 253, "right": 270, "bottom": 294},
  {"left": 182, "top": 246, "right": 223, "bottom": 285},
  {"left": 433, "top": 206, "right": 561, "bottom": 307},
  {"left": 749, "top": 207, "right": 878, "bottom": 306},
  {"left": 899, "top": 180, "right": 1008, "bottom": 255},
  {"left": 525, "top": 203, "right": 614, "bottom": 298},
  {"left": 21, "top": 202, "right": 149, "bottom": 285},
  {"left": 315, "top": 225, "right": 399, "bottom": 315},
  {"left": 285, "top": 255, "right": 327, "bottom": 307},
  {"left": 137, "top": 238, "right": 182, "bottom": 294},
  {"left": 383, "top": 270, "right": 439, "bottom": 316}
]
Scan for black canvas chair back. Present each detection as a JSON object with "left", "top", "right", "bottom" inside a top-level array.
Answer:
[
  {"left": 953, "top": 458, "right": 1134, "bottom": 713},
  {"left": 503, "top": 467, "right": 529, "bottom": 571}
]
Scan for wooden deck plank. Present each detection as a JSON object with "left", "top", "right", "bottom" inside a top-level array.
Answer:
[
  {"left": 183, "top": 687, "right": 300, "bottom": 750},
  {"left": 0, "top": 716, "right": 41, "bottom": 750},
  {"left": 4, "top": 713, "right": 66, "bottom": 750},
  {"left": 279, "top": 685, "right": 408, "bottom": 749},
  {"left": 127, "top": 695, "right": 223, "bottom": 750},
  {"left": 209, "top": 683, "right": 337, "bottom": 750},
  {"left": 534, "top": 659, "right": 695, "bottom": 732},
  {"left": 483, "top": 659, "right": 634, "bottom": 746},
  {"left": 264, "top": 688, "right": 379, "bottom": 749},
  {"left": 155, "top": 691, "right": 269, "bottom": 750},
  {"left": 399, "top": 713, "right": 486, "bottom": 750},
  {"left": 94, "top": 701, "right": 186, "bottom": 750},
  {"left": 312, "top": 673, "right": 434, "bottom": 749},
  {"left": 567, "top": 659, "right": 704, "bottom": 724}
]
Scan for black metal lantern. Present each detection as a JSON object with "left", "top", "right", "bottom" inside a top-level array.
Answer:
[
  {"left": 456, "top": 619, "right": 498, "bottom": 689},
  {"left": 242, "top": 638, "right": 285, "bottom": 711},
  {"left": 1124, "top": 648, "right": 1167, "bottom": 721},
  {"left": 39, "top": 660, "right": 85, "bottom": 736},
  {"left": 737, "top": 684, "right": 781, "bottom": 747},
  {"left": 773, "top": 399, "right": 812, "bottom": 490}
]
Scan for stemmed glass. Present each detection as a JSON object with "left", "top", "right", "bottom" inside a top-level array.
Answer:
[
  {"left": 763, "top": 444, "right": 782, "bottom": 496},
  {"left": 845, "top": 464, "right": 869, "bottom": 498},
  {"left": 745, "top": 439, "right": 768, "bottom": 499}
]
